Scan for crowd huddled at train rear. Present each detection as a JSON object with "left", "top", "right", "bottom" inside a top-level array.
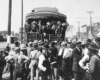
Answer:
[
  {"left": 24, "top": 21, "right": 68, "bottom": 40},
  {"left": 1, "top": 36, "right": 100, "bottom": 80}
]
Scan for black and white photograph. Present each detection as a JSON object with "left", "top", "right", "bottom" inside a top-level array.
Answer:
[{"left": 0, "top": 0, "right": 100, "bottom": 80}]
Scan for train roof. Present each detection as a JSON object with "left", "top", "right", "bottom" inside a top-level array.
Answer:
[{"left": 26, "top": 7, "right": 67, "bottom": 21}]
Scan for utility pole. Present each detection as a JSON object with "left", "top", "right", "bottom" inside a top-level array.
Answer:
[
  {"left": 86, "top": 25, "right": 89, "bottom": 39},
  {"left": 77, "top": 21, "right": 80, "bottom": 39},
  {"left": 87, "top": 11, "right": 93, "bottom": 38},
  {"left": 7, "top": 0, "right": 12, "bottom": 44},
  {"left": 21, "top": 0, "right": 23, "bottom": 43}
]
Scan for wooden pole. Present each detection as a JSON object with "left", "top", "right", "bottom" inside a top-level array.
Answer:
[
  {"left": 87, "top": 11, "right": 93, "bottom": 38},
  {"left": 7, "top": 0, "right": 12, "bottom": 44},
  {"left": 21, "top": 0, "right": 23, "bottom": 43},
  {"left": 77, "top": 21, "right": 80, "bottom": 39}
]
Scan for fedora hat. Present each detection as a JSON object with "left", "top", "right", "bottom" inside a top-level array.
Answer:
[
  {"left": 15, "top": 47, "right": 20, "bottom": 51},
  {"left": 51, "top": 41, "right": 56, "bottom": 46},
  {"left": 88, "top": 42, "right": 99, "bottom": 51},
  {"left": 68, "top": 43, "right": 76, "bottom": 48},
  {"left": 47, "top": 22, "right": 50, "bottom": 25},
  {"left": 43, "top": 44, "right": 49, "bottom": 49},
  {"left": 95, "top": 37, "right": 100, "bottom": 42},
  {"left": 81, "top": 41, "right": 86, "bottom": 45},
  {"left": 96, "top": 32, "right": 100, "bottom": 37},
  {"left": 57, "top": 21, "right": 61, "bottom": 25},
  {"left": 28, "top": 42, "right": 33, "bottom": 46},
  {"left": 75, "top": 39, "right": 82, "bottom": 44},
  {"left": 61, "top": 41, "right": 67, "bottom": 46},
  {"left": 54, "top": 41, "right": 57, "bottom": 44},
  {"left": 33, "top": 40, "right": 38, "bottom": 44},
  {"left": 86, "top": 39, "right": 92, "bottom": 43},
  {"left": 38, "top": 40, "right": 43, "bottom": 45},
  {"left": 33, "top": 44, "right": 38, "bottom": 48}
]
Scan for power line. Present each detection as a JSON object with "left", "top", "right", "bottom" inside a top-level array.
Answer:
[{"left": 67, "top": 17, "right": 100, "bottom": 19}]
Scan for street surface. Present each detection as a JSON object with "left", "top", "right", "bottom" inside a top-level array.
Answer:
[{"left": 0, "top": 42, "right": 7, "bottom": 50}]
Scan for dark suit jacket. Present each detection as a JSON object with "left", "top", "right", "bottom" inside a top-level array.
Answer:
[
  {"left": 72, "top": 47, "right": 83, "bottom": 72},
  {"left": 89, "top": 55, "right": 100, "bottom": 80}
]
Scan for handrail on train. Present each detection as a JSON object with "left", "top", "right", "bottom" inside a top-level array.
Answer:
[{"left": 27, "top": 32, "right": 60, "bottom": 42}]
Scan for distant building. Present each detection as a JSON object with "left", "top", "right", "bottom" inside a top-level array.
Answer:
[
  {"left": 80, "top": 23, "right": 100, "bottom": 39},
  {"left": 92, "top": 22, "right": 100, "bottom": 33}
]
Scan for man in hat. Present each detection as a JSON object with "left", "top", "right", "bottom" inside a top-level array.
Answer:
[
  {"left": 57, "top": 41, "right": 67, "bottom": 78},
  {"left": 29, "top": 43, "right": 41, "bottom": 80},
  {"left": 72, "top": 40, "right": 83, "bottom": 80},
  {"left": 95, "top": 37, "right": 100, "bottom": 56},
  {"left": 85, "top": 39, "right": 92, "bottom": 47},
  {"left": 79, "top": 42, "right": 90, "bottom": 80},
  {"left": 78, "top": 40, "right": 91, "bottom": 69},
  {"left": 4, "top": 44, "right": 11, "bottom": 56},
  {"left": 58, "top": 41, "right": 67, "bottom": 56},
  {"left": 49, "top": 41, "right": 58, "bottom": 80},
  {"left": 66, "top": 43, "right": 75, "bottom": 79},
  {"left": 0, "top": 50, "right": 5, "bottom": 80},
  {"left": 33, "top": 40, "right": 38, "bottom": 47},
  {"left": 13, "top": 47, "right": 29, "bottom": 80},
  {"left": 49, "top": 41, "right": 58, "bottom": 59},
  {"left": 20, "top": 44, "right": 27, "bottom": 56},
  {"left": 60, "top": 23, "right": 67, "bottom": 40},
  {"left": 60, "top": 42, "right": 73, "bottom": 80},
  {"left": 27, "top": 42, "right": 33, "bottom": 57},
  {"left": 79, "top": 41, "right": 89, "bottom": 67},
  {"left": 38, "top": 43, "right": 51, "bottom": 80},
  {"left": 31, "top": 21, "right": 39, "bottom": 32},
  {"left": 4, "top": 44, "right": 16, "bottom": 80},
  {"left": 57, "top": 21, "right": 62, "bottom": 27},
  {"left": 86, "top": 43, "right": 100, "bottom": 80},
  {"left": 38, "top": 40, "right": 43, "bottom": 53},
  {"left": 14, "top": 41, "right": 20, "bottom": 47}
]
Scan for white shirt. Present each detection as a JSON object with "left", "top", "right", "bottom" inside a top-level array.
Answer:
[
  {"left": 5, "top": 50, "right": 16, "bottom": 61},
  {"left": 98, "top": 49, "right": 100, "bottom": 56},
  {"left": 8, "top": 50, "right": 16, "bottom": 56},
  {"left": 16, "top": 53, "right": 29, "bottom": 60},
  {"left": 83, "top": 48, "right": 89, "bottom": 56},
  {"left": 38, "top": 54, "right": 46, "bottom": 71},
  {"left": 58, "top": 48, "right": 64, "bottom": 56},
  {"left": 79, "top": 55, "right": 89, "bottom": 70},
  {"left": 76, "top": 47, "right": 81, "bottom": 52},
  {"left": 30, "top": 50, "right": 38, "bottom": 59},
  {"left": 63, "top": 48, "right": 73, "bottom": 59},
  {"left": 16, "top": 53, "right": 29, "bottom": 63}
]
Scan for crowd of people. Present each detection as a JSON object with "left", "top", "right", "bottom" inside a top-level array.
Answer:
[
  {"left": 24, "top": 21, "right": 68, "bottom": 40},
  {"left": 0, "top": 35, "right": 100, "bottom": 80}
]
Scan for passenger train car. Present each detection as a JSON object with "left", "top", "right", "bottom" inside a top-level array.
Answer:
[{"left": 24, "top": 7, "right": 69, "bottom": 42}]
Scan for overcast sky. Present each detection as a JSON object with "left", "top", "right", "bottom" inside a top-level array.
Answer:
[{"left": 0, "top": 0, "right": 100, "bottom": 33}]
